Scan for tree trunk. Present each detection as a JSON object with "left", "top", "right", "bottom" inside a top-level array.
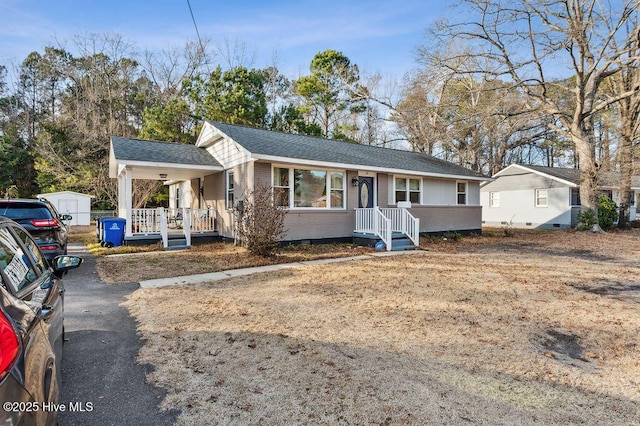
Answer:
[
  {"left": 573, "top": 130, "right": 602, "bottom": 232},
  {"left": 618, "top": 133, "right": 633, "bottom": 229}
]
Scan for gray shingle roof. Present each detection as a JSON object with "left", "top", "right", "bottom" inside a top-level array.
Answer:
[
  {"left": 208, "top": 121, "right": 488, "bottom": 179},
  {"left": 111, "top": 136, "right": 221, "bottom": 167},
  {"left": 517, "top": 165, "right": 640, "bottom": 189},
  {"left": 524, "top": 165, "right": 580, "bottom": 184}
]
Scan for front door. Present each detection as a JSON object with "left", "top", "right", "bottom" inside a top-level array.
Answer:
[{"left": 358, "top": 177, "right": 374, "bottom": 208}]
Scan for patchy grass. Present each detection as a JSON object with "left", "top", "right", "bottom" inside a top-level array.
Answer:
[
  {"left": 97, "top": 242, "right": 373, "bottom": 284},
  {"left": 124, "top": 229, "right": 640, "bottom": 425},
  {"left": 71, "top": 225, "right": 373, "bottom": 283}
]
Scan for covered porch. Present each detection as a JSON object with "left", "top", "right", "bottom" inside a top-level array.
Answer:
[
  {"left": 126, "top": 206, "right": 217, "bottom": 249},
  {"left": 109, "top": 136, "right": 223, "bottom": 249}
]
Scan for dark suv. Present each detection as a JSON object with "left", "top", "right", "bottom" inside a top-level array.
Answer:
[{"left": 0, "top": 199, "right": 71, "bottom": 264}]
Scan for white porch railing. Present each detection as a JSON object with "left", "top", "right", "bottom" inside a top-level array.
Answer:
[
  {"left": 355, "top": 207, "right": 420, "bottom": 250},
  {"left": 355, "top": 207, "right": 392, "bottom": 251},
  {"left": 130, "top": 207, "right": 215, "bottom": 248},
  {"left": 380, "top": 208, "right": 420, "bottom": 246}
]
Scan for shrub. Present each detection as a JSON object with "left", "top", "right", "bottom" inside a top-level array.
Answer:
[
  {"left": 576, "top": 208, "right": 597, "bottom": 231},
  {"left": 597, "top": 195, "right": 618, "bottom": 230},
  {"left": 575, "top": 196, "right": 619, "bottom": 231},
  {"left": 236, "top": 183, "right": 288, "bottom": 257}
]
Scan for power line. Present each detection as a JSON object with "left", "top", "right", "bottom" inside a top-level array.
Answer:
[{"left": 186, "top": 0, "right": 205, "bottom": 55}]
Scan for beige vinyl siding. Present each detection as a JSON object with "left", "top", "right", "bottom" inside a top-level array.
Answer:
[
  {"left": 377, "top": 174, "right": 389, "bottom": 208},
  {"left": 254, "top": 162, "right": 271, "bottom": 187},
  {"left": 283, "top": 211, "right": 355, "bottom": 240},
  {"left": 411, "top": 205, "right": 482, "bottom": 233}
]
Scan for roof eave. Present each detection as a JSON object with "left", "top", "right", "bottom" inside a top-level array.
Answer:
[
  {"left": 252, "top": 154, "right": 490, "bottom": 182},
  {"left": 495, "top": 164, "right": 579, "bottom": 187}
]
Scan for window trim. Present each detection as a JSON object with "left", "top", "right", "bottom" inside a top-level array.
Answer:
[
  {"left": 271, "top": 165, "right": 347, "bottom": 210},
  {"left": 489, "top": 191, "right": 500, "bottom": 208},
  {"left": 392, "top": 175, "right": 422, "bottom": 205},
  {"left": 225, "top": 170, "right": 234, "bottom": 210},
  {"left": 535, "top": 188, "right": 548, "bottom": 208},
  {"left": 456, "top": 181, "right": 468, "bottom": 205}
]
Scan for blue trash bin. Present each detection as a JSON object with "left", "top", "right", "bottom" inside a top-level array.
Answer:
[
  {"left": 101, "top": 218, "right": 126, "bottom": 248},
  {"left": 97, "top": 218, "right": 107, "bottom": 243}
]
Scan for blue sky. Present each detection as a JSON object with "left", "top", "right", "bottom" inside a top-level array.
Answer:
[{"left": 0, "top": 0, "right": 454, "bottom": 81}]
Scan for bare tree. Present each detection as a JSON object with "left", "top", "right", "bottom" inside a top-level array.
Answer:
[
  {"left": 392, "top": 51, "right": 549, "bottom": 175},
  {"left": 425, "top": 0, "right": 640, "bottom": 229},
  {"left": 608, "top": 16, "right": 640, "bottom": 228}
]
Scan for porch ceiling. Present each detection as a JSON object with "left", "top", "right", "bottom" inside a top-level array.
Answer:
[{"left": 123, "top": 163, "right": 222, "bottom": 180}]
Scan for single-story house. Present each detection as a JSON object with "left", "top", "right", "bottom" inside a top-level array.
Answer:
[
  {"left": 480, "top": 164, "right": 640, "bottom": 229},
  {"left": 37, "top": 191, "right": 95, "bottom": 226},
  {"left": 109, "top": 121, "right": 490, "bottom": 250}
]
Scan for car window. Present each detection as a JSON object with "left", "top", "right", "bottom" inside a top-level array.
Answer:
[
  {"left": 13, "top": 227, "right": 47, "bottom": 275},
  {"left": 0, "top": 205, "right": 52, "bottom": 220},
  {"left": 0, "top": 227, "right": 40, "bottom": 293}
]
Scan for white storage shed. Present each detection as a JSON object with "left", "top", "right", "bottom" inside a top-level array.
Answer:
[{"left": 37, "top": 191, "right": 94, "bottom": 226}]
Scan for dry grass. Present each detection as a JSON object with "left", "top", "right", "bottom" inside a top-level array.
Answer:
[
  {"left": 97, "top": 242, "right": 373, "bottom": 284},
  {"left": 123, "top": 229, "right": 640, "bottom": 425},
  {"left": 66, "top": 224, "right": 371, "bottom": 283}
]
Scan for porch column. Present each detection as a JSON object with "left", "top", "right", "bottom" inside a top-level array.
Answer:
[{"left": 117, "top": 165, "right": 133, "bottom": 237}]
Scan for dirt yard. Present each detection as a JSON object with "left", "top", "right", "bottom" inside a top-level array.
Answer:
[{"left": 122, "top": 230, "right": 640, "bottom": 425}]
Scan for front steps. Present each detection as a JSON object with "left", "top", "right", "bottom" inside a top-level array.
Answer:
[
  {"left": 353, "top": 231, "right": 418, "bottom": 251},
  {"left": 166, "top": 237, "right": 190, "bottom": 250}
]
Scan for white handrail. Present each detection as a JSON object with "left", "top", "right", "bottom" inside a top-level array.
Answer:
[
  {"left": 355, "top": 207, "right": 392, "bottom": 251},
  {"left": 158, "top": 207, "right": 168, "bottom": 248},
  {"left": 182, "top": 207, "right": 191, "bottom": 247},
  {"left": 357, "top": 207, "right": 420, "bottom": 249},
  {"left": 379, "top": 207, "right": 420, "bottom": 246}
]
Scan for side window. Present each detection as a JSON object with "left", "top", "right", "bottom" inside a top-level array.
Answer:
[
  {"left": 0, "top": 227, "right": 40, "bottom": 293},
  {"left": 13, "top": 227, "right": 46, "bottom": 275}
]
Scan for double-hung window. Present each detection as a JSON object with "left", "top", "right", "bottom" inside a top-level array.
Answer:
[
  {"left": 457, "top": 182, "right": 467, "bottom": 205},
  {"left": 489, "top": 191, "right": 500, "bottom": 207},
  {"left": 273, "top": 167, "right": 345, "bottom": 209},
  {"left": 394, "top": 177, "right": 421, "bottom": 204},
  {"left": 535, "top": 188, "right": 548, "bottom": 207},
  {"left": 329, "top": 172, "right": 344, "bottom": 208},
  {"left": 226, "top": 170, "right": 234, "bottom": 210},
  {"left": 273, "top": 167, "right": 290, "bottom": 207}
]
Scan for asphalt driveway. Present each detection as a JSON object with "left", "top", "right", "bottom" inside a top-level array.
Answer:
[{"left": 59, "top": 243, "right": 177, "bottom": 425}]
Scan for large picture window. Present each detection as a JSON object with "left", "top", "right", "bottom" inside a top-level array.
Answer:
[
  {"left": 273, "top": 167, "right": 345, "bottom": 209},
  {"left": 394, "top": 177, "right": 421, "bottom": 204}
]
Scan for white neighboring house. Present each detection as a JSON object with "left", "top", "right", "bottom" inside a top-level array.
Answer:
[
  {"left": 37, "top": 191, "right": 95, "bottom": 226},
  {"left": 480, "top": 164, "right": 640, "bottom": 229}
]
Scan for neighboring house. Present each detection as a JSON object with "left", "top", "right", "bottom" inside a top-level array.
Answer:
[
  {"left": 480, "top": 164, "right": 640, "bottom": 229},
  {"left": 37, "top": 191, "right": 95, "bottom": 226},
  {"left": 109, "top": 121, "right": 490, "bottom": 250}
]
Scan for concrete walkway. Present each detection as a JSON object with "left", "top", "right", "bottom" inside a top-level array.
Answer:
[{"left": 139, "top": 250, "right": 426, "bottom": 289}]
